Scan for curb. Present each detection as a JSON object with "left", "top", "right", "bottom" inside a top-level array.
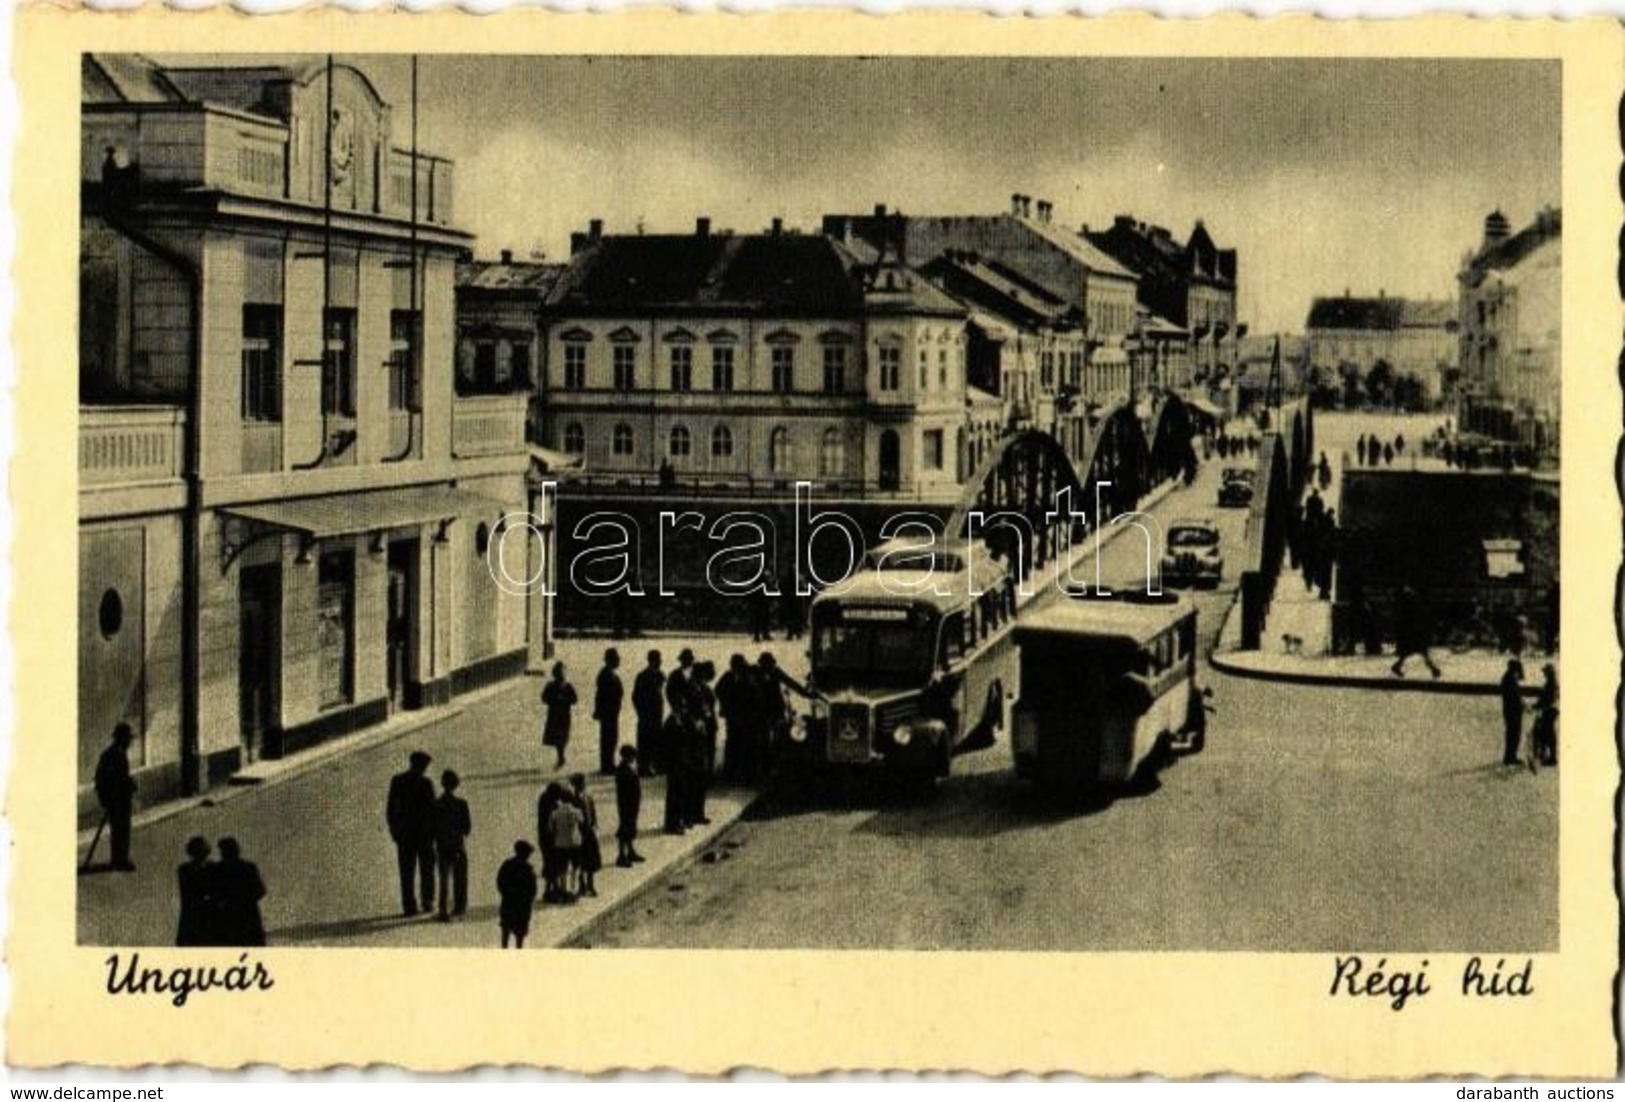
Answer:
[{"left": 1208, "top": 649, "right": 1547, "bottom": 696}]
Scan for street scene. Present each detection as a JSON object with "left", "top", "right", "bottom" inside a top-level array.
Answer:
[{"left": 77, "top": 54, "right": 1560, "bottom": 953}]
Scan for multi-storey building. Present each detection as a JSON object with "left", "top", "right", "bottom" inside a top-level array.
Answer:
[
  {"left": 1083, "top": 215, "right": 1239, "bottom": 389},
  {"left": 1457, "top": 208, "right": 1561, "bottom": 451},
  {"left": 455, "top": 250, "right": 566, "bottom": 446},
  {"left": 1304, "top": 294, "right": 1457, "bottom": 402},
  {"left": 539, "top": 218, "right": 971, "bottom": 500},
  {"left": 79, "top": 56, "right": 532, "bottom": 814}
]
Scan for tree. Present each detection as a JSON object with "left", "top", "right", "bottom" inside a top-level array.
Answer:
[{"left": 1365, "top": 359, "right": 1395, "bottom": 408}]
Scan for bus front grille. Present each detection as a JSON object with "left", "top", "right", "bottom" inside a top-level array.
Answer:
[{"left": 826, "top": 704, "right": 872, "bottom": 764}]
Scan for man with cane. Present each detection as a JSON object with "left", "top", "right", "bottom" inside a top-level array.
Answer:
[{"left": 90, "top": 723, "right": 138, "bottom": 872}]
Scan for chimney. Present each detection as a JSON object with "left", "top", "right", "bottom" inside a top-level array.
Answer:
[
  {"left": 499, "top": 248, "right": 513, "bottom": 265},
  {"left": 1011, "top": 193, "right": 1023, "bottom": 217},
  {"left": 589, "top": 218, "right": 604, "bottom": 241},
  {"left": 771, "top": 216, "right": 784, "bottom": 235},
  {"left": 1483, "top": 209, "right": 1511, "bottom": 250},
  {"left": 874, "top": 204, "right": 888, "bottom": 218},
  {"left": 1038, "top": 200, "right": 1053, "bottom": 224},
  {"left": 696, "top": 216, "right": 711, "bottom": 238},
  {"left": 1020, "top": 195, "right": 1032, "bottom": 219}
]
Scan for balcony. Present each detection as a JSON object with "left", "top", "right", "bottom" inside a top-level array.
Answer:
[
  {"left": 453, "top": 395, "right": 527, "bottom": 459},
  {"left": 80, "top": 405, "right": 186, "bottom": 487}
]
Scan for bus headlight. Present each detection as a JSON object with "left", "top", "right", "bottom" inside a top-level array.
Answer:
[
  {"left": 789, "top": 719, "right": 810, "bottom": 743},
  {"left": 893, "top": 724, "right": 913, "bottom": 747}
]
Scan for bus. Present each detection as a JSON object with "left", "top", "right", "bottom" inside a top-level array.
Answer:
[
  {"left": 789, "top": 537, "right": 1019, "bottom": 782},
  {"left": 1011, "top": 587, "right": 1208, "bottom": 796}
]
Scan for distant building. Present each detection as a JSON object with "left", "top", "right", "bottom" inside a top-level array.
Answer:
[
  {"left": 455, "top": 251, "right": 565, "bottom": 444},
  {"left": 1304, "top": 293, "right": 1457, "bottom": 402},
  {"left": 79, "top": 56, "right": 532, "bottom": 815},
  {"left": 539, "top": 217, "right": 971, "bottom": 501},
  {"left": 1083, "top": 215, "right": 1240, "bottom": 389},
  {"left": 1456, "top": 208, "right": 1561, "bottom": 452}
]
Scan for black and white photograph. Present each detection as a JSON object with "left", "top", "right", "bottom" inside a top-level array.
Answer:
[{"left": 72, "top": 51, "right": 1566, "bottom": 959}]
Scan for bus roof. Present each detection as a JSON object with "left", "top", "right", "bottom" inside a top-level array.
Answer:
[
  {"left": 815, "top": 568, "right": 990, "bottom": 614},
  {"left": 1016, "top": 589, "right": 1195, "bottom": 647}
]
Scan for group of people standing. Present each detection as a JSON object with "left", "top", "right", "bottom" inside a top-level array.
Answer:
[
  {"left": 1209, "top": 431, "right": 1259, "bottom": 460},
  {"left": 384, "top": 750, "right": 472, "bottom": 922},
  {"left": 175, "top": 835, "right": 267, "bottom": 946},
  {"left": 1354, "top": 432, "right": 1406, "bottom": 467},
  {"left": 1290, "top": 486, "right": 1339, "bottom": 601},
  {"left": 1500, "top": 659, "right": 1560, "bottom": 771}
]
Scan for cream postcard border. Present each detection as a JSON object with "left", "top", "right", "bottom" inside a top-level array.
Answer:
[{"left": 8, "top": 8, "right": 1621, "bottom": 1076}]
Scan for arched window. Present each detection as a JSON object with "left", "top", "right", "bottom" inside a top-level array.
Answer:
[
  {"left": 770, "top": 427, "right": 794, "bottom": 474},
  {"left": 563, "top": 422, "right": 586, "bottom": 454},
  {"left": 612, "top": 423, "right": 634, "bottom": 456},
  {"left": 669, "top": 424, "right": 692, "bottom": 459},
  {"left": 711, "top": 424, "right": 734, "bottom": 459},
  {"left": 819, "top": 427, "right": 845, "bottom": 478}
]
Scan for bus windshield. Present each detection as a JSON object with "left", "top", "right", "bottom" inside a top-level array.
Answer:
[{"left": 812, "top": 607, "right": 937, "bottom": 683}]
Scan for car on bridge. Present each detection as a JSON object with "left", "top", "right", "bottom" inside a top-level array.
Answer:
[
  {"left": 1217, "top": 467, "right": 1255, "bottom": 508},
  {"left": 1160, "top": 518, "right": 1224, "bottom": 588}
]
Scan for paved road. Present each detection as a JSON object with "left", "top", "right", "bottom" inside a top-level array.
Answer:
[{"left": 574, "top": 462, "right": 1558, "bottom": 952}]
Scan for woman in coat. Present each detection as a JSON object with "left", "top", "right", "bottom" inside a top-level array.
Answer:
[
  {"left": 176, "top": 836, "right": 215, "bottom": 947},
  {"left": 541, "top": 662, "right": 578, "bottom": 770}
]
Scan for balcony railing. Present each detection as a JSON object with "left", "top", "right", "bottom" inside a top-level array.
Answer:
[
  {"left": 453, "top": 395, "right": 527, "bottom": 459},
  {"left": 80, "top": 405, "right": 186, "bottom": 486}
]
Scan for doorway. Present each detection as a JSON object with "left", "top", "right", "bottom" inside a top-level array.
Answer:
[
  {"left": 878, "top": 429, "right": 900, "bottom": 491},
  {"left": 238, "top": 563, "right": 281, "bottom": 763},
  {"left": 386, "top": 539, "right": 419, "bottom": 710}
]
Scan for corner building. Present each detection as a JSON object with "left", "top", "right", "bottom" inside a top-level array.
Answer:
[{"left": 79, "top": 56, "right": 532, "bottom": 816}]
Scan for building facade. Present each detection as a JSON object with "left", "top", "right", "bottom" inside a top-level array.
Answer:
[
  {"left": 1304, "top": 293, "right": 1458, "bottom": 403},
  {"left": 79, "top": 56, "right": 533, "bottom": 815},
  {"left": 1457, "top": 208, "right": 1561, "bottom": 452},
  {"left": 539, "top": 219, "right": 972, "bottom": 501}
]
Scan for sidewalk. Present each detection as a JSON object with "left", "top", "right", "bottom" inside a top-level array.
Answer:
[{"left": 1211, "top": 633, "right": 1557, "bottom": 695}]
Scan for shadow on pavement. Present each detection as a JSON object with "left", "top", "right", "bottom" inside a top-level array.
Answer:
[{"left": 270, "top": 907, "right": 496, "bottom": 944}]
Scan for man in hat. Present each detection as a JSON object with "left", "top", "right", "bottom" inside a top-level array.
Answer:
[
  {"left": 632, "top": 650, "right": 665, "bottom": 778},
  {"left": 94, "top": 723, "right": 138, "bottom": 872},
  {"left": 385, "top": 750, "right": 437, "bottom": 916}
]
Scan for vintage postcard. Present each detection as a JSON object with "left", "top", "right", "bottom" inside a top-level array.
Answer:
[{"left": 6, "top": 6, "right": 1620, "bottom": 1077}]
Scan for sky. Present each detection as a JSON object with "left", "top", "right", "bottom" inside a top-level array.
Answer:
[{"left": 213, "top": 55, "right": 1561, "bottom": 334}]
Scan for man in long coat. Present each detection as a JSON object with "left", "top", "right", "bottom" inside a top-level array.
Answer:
[
  {"left": 385, "top": 750, "right": 437, "bottom": 916},
  {"left": 95, "top": 723, "right": 138, "bottom": 871},
  {"left": 632, "top": 650, "right": 666, "bottom": 778}
]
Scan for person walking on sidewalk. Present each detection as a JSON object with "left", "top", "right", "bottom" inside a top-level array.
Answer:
[
  {"left": 614, "top": 746, "right": 645, "bottom": 867},
  {"left": 569, "top": 773, "right": 602, "bottom": 898},
  {"left": 210, "top": 837, "right": 267, "bottom": 947},
  {"left": 1390, "top": 589, "right": 1441, "bottom": 680},
  {"left": 545, "top": 786, "right": 584, "bottom": 904},
  {"left": 94, "top": 723, "right": 139, "bottom": 872},
  {"left": 496, "top": 841, "right": 538, "bottom": 949},
  {"left": 632, "top": 651, "right": 666, "bottom": 778},
  {"left": 433, "top": 769, "right": 471, "bottom": 921},
  {"left": 176, "top": 836, "right": 215, "bottom": 947},
  {"left": 1500, "top": 659, "right": 1526, "bottom": 767},
  {"left": 385, "top": 750, "right": 437, "bottom": 917},
  {"left": 541, "top": 662, "right": 578, "bottom": 771},
  {"left": 593, "top": 648, "right": 624, "bottom": 776}
]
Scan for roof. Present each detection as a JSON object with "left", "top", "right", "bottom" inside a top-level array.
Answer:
[
  {"left": 1305, "top": 296, "right": 1455, "bottom": 332},
  {"left": 83, "top": 55, "right": 184, "bottom": 105},
  {"left": 1466, "top": 209, "right": 1561, "bottom": 283},
  {"left": 1018, "top": 589, "right": 1195, "bottom": 647},
  {"left": 458, "top": 259, "right": 567, "bottom": 295},
  {"left": 1084, "top": 216, "right": 1237, "bottom": 289},
  {"left": 816, "top": 570, "right": 972, "bottom": 614},
  {"left": 222, "top": 484, "right": 510, "bottom": 540},
  {"left": 549, "top": 233, "right": 865, "bottom": 317},
  {"left": 917, "top": 253, "right": 1074, "bottom": 333},
  {"left": 1014, "top": 216, "right": 1136, "bottom": 281}
]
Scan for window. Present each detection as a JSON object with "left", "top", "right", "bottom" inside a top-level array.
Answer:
[
  {"left": 388, "top": 310, "right": 420, "bottom": 411},
  {"left": 669, "top": 424, "right": 692, "bottom": 459},
  {"left": 475, "top": 523, "right": 491, "bottom": 557},
  {"left": 918, "top": 348, "right": 929, "bottom": 390},
  {"left": 819, "top": 427, "right": 845, "bottom": 477},
  {"left": 940, "top": 612, "right": 966, "bottom": 666},
  {"left": 711, "top": 346, "right": 735, "bottom": 392},
  {"left": 1040, "top": 350, "right": 1055, "bottom": 388},
  {"left": 877, "top": 345, "right": 901, "bottom": 392},
  {"left": 670, "top": 345, "right": 693, "bottom": 392},
  {"left": 472, "top": 343, "right": 498, "bottom": 390},
  {"left": 822, "top": 346, "right": 847, "bottom": 394},
  {"left": 317, "top": 549, "right": 355, "bottom": 708},
  {"left": 612, "top": 423, "right": 634, "bottom": 456},
  {"left": 771, "top": 346, "right": 795, "bottom": 393},
  {"left": 510, "top": 342, "right": 532, "bottom": 389},
  {"left": 563, "top": 343, "right": 586, "bottom": 389},
  {"left": 770, "top": 427, "right": 794, "bottom": 474},
  {"left": 711, "top": 424, "right": 734, "bottom": 459},
  {"left": 241, "top": 304, "right": 282, "bottom": 421},
  {"left": 563, "top": 423, "right": 585, "bottom": 454},
  {"left": 322, "top": 308, "right": 356, "bottom": 417},
  {"left": 923, "top": 429, "right": 945, "bottom": 471},
  {"left": 613, "top": 345, "right": 636, "bottom": 392},
  {"left": 938, "top": 348, "right": 948, "bottom": 390}
]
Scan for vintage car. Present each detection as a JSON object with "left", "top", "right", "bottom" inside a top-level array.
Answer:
[
  {"left": 1160, "top": 519, "right": 1223, "bottom": 587},
  {"left": 1217, "top": 467, "right": 1255, "bottom": 508}
]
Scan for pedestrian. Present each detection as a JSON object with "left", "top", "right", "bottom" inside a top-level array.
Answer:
[
  {"left": 496, "top": 841, "right": 538, "bottom": 949},
  {"left": 1382, "top": 442, "right": 1394, "bottom": 466},
  {"left": 1500, "top": 658, "right": 1525, "bottom": 767},
  {"left": 433, "top": 769, "right": 471, "bottom": 921},
  {"left": 632, "top": 650, "right": 666, "bottom": 778},
  {"left": 210, "top": 837, "right": 267, "bottom": 947},
  {"left": 1390, "top": 588, "right": 1441, "bottom": 680},
  {"left": 665, "top": 648, "right": 697, "bottom": 718},
  {"left": 614, "top": 745, "right": 645, "bottom": 867},
  {"left": 593, "top": 648, "right": 624, "bottom": 776},
  {"left": 1316, "top": 452, "right": 1332, "bottom": 492},
  {"left": 661, "top": 706, "right": 691, "bottom": 836},
  {"left": 781, "top": 587, "right": 807, "bottom": 641},
  {"left": 568, "top": 774, "right": 602, "bottom": 898},
  {"left": 385, "top": 749, "right": 437, "bottom": 917},
  {"left": 754, "top": 652, "right": 815, "bottom": 770},
  {"left": 1316, "top": 510, "right": 1337, "bottom": 600},
  {"left": 716, "top": 653, "right": 755, "bottom": 782},
  {"left": 1531, "top": 664, "right": 1559, "bottom": 768},
  {"left": 175, "top": 836, "right": 215, "bottom": 947},
  {"left": 749, "top": 583, "right": 773, "bottom": 643},
  {"left": 541, "top": 661, "right": 578, "bottom": 771},
  {"left": 1395, "top": 433, "right": 1406, "bottom": 456},
  {"left": 545, "top": 783, "right": 584, "bottom": 903},
  {"left": 1356, "top": 434, "right": 1368, "bottom": 467},
  {"left": 94, "top": 723, "right": 138, "bottom": 872},
  {"left": 535, "top": 781, "right": 563, "bottom": 902},
  {"left": 685, "top": 661, "right": 718, "bottom": 828}
]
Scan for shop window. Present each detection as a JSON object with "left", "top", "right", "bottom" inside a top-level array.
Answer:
[{"left": 317, "top": 550, "right": 355, "bottom": 709}]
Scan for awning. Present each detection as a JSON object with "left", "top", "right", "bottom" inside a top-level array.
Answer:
[
  {"left": 529, "top": 444, "right": 584, "bottom": 474},
  {"left": 223, "top": 484, "right": 512, "bottom": 540}
]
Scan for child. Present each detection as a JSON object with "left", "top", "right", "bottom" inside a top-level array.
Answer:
[
  {"left": 495, "top": 841, "right": 538, "bottom": 949},
  {"left": 569, "top": 773, "right": 603, "bottom": 898},
  {"left": 615, "top": 745, "right": 644, "bottom": 867},
  {"left": 545, "top": 787, "right": 584, "bottom": 904}
]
